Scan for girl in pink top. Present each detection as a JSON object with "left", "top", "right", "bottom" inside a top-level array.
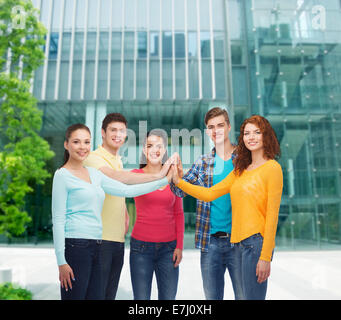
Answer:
[{"left": 129, "top": 130, "right": 184, "bottom": 300}]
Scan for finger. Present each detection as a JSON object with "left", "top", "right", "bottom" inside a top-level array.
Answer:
[{"left": 66, "top": 272, "right": 73, "bottom": 290}]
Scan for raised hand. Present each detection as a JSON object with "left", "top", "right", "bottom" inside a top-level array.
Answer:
[
  {"left": 159, "top": 152, "right": 179, "bottom": 178},
  {"left": 171, "top": 164, "right": 180, "bottom": 185}
]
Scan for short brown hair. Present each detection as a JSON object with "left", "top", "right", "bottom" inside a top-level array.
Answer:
[
  {"left": 204, "top": 107, "right": 230, "bottom": 126},
  {"left": 102, "top": 113, "right": 127, "bottom": 132}
]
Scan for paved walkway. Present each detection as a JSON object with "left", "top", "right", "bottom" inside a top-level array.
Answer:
[{"left": 1, "top": 245, "right": 341, "bottom": 300}]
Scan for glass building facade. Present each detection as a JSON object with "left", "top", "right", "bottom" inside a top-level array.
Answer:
[{"left": 15, "top": 0, "right": 341, "bottom": 249}]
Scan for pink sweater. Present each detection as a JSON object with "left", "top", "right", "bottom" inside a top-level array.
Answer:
[{"left": 131, "top": 169, "right": 185, "bottom": 249}]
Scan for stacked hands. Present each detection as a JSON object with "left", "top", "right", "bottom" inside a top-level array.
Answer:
[{"left": 161, "top": 152, "right": 183, "bottom": 185}]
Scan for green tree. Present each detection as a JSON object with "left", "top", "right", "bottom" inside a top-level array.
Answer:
[{"left": 0, "top": 0, "right": 54, "bottom": 237}]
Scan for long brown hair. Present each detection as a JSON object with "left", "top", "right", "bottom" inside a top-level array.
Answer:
[
  {"left": 233, "top": 115, "right": 280, "bottom": 175},
  {"left": 61, "top": 123, "right": 91, "bottom": 168},
  {"left": 139, "top": 129, "right": 169, "bottom": 169}
]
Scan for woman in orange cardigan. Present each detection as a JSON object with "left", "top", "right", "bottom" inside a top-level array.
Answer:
[{"left": 172, "top": 115, "right": 283, "bottom": 300}]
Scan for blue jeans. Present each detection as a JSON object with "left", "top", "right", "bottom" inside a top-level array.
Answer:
[
  {"left": 61, "top": 238, "right": 103, "bottom": 300},
  {"left": 129, "top": 237, "right": 179, "bottom": 300},
  {"left": 200, "top": 235, "right": 244, "bottom": 300},
  {"left": 98, "top": 240, "right": 125, "bottom": 300},
  {"left": 235, "top": 233, "right": 268, "bottom": 300}
]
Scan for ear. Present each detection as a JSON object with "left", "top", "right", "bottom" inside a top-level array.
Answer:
[
  {"left": 101, "top": 128, "right": 105, "bottom": 139},
  {"left": 64, "top": 140, "right": 68, "bottom": 150}
]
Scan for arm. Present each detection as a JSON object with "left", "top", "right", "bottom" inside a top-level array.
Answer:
[
  {"left": 169, "top": 156, "right": 204, "bottom": 198},
  {"left": 174, "top": 167, "right": 236, "bottom": 202},
  {"left": 98, "top": 153, "right": 175, "bottom": 184},
  {"left": 51, "top": 171, "right": 68, "bottom": 266},
  {"left": 125, "top": 205, "right": 130, "bottom": 235},
  {"left": 260, "top": 164, "right": 284, "bottom": 262},
  {"left": 99, "top": 166, "right": 160, "bottom": 184},
  {"left": 173, "top": 196, "right": 184, "bottom": 267},
  {"left": 98, "top": 169, "right": 169, "bottom": 198}
]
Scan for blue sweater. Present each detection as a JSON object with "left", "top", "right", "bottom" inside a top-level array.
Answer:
[{"left": 52, "top": 167, "right": 168, "bottom": 265}]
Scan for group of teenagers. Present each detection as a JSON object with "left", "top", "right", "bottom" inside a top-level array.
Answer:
[{"left": 51, "top": 107, "right": 283, "bottom": 301}]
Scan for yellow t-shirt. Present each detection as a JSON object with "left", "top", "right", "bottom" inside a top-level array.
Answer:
[
  {"left": 176, "top": 159, "right": 283, "bottom": 261},
  {"left": 83, "top": 146, "right": 126, "bottom": 242}
]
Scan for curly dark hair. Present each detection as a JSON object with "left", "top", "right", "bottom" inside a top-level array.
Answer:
[{"left": 233, "top": 115, "right": 280, "bottom": 175}]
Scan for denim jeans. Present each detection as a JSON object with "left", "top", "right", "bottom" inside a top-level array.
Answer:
[
  {"left": 236, "top": 233, "right": 268, "bottom": 300},
  {"left": 98, "top": 240, "right": 125, "bottom": 300},
  {"left": 61, "top": 238, "right": 103, "bottom": 300},
  {"left": 129, "top": 237, "right": 179, "bottom": 300},
  {"left": 200, "top": 235, "right": 244, "bottom": 300}
]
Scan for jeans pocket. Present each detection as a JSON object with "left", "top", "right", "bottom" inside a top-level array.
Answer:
[
  {"left": 130, "top": 238, "right": 146, "bottom": 253},
  {"left": 240, "top": 234, "right": 263, "bottom": 257},
  {"left": 166, "top": 240, "right": 177, "bottom": 251},
  {"left": 66, "top": 238, "right": 90, "bottom": 248}
]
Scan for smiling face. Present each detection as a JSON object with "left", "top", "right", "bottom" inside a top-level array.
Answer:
[
  {"left": 243, "top": 122, "right": 264, "bottom": 153},
  {"left": 101, "top": 121, "right": 127, "bottom": 153},
  {"left": 64, "top": 129, "right": 91, "bottom": 162},
  {"left": 205, "top": 115, "right": 231, "bottom": 146},
  {"left": 143, "top": 135, "right": 167, "bottom": 166}
]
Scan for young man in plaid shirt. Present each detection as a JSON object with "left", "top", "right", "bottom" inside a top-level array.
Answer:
[{"left": 170, "top": 107, "right": 244, "bottom": 300}]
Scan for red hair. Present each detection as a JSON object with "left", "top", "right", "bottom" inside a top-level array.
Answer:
[{"left": 233, "top": 115, "right": 280, "bottom": 175}]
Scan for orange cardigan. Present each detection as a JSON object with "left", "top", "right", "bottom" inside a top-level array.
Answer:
[{"left": 176, "top": 160, "right": 283, "bottom": 261}]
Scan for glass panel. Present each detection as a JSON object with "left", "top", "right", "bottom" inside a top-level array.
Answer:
[
  {"left": 188, "top": 59, "right": 199, "bottom": 98},
  {"left": 33, "top": 65, "right": 44, "bottom": 99},
  {"left": 76, "top": 0, "right": 86, "bottom": 29},
  {"left": 61, "top": 32, "right": 71, "bottom": 60},
  {"left": 149, "top": 0, "right": 160, "bottom": 30},
  {"left": 64, "top": 0, "right": 74, "bottom": 30},
  {"left": 215, "top": 59, "right": 226, "bottom": 98},
  {"left": 84, "top": 61, "right": 94, "bottom": 99},
  {"left": 137, "top": 32, "right": 147, "bottom": 58},
  {"left": 199, "top": 0, "right": 210, "bottom": 30},
  {"left": 46, "top": 61, "right": 56, "bottom": 99},
  {"left": 174, "top": 0, "right": 185, "bottom": 31},
  {"left": 124, "top": 32, "right": 135, "bottom": 59},
  {"left": 175, "top": 33, "right": 185, "bottom": 58},
  {"left": 112, "top": 0, "right": 123, "bottom": 29},
  {"left": 71, "top": 61, "right": 82, "bottom": 100},
  {"left": 100, "top": 0, "right": 111, "bottom": 28},
  {"left": 110, "top": 61, "right": 121, "bottom": 99},
  {"left": 188, "top": 32, "right": 197, "bottom": 57},
  {"left": 162, "top": 60, "right": 172, "bottom": 99},
  {"left": 97, "top": 60, "right": 108, "bottom": 99},
  {"left": 187, "top": 0, "right": 197, "bottom": 31},
  {"left": 201, "top": 60, "right": 212, "bottom": 98},
  {"left": 58, "top": 61, "right": 69, "bottom": 100},
  {"left": 214, "top": 32, "right": 225, "bottom": 59},
  {"left": 200, "top": 31, "right": 211, "bottom": 58},
  {"left": 87, "top": 0, "right": 98, "bottom": 30},
  {"left": 175, "top": 59, "right": 186, "bottom": 98},
  {"left": 212, "top": 0, "right": 224, "bottom": 31},
  {"left": 137, "top": 0, "right": 147, "bottom": 29},
  {"left": 150, "top": 32, "right": 159, "bottom": 58},
  {"left": 149, "top": 60, "right": 160, "bottom": 99},
  {"left": 125, "top": 0, "right": 136, "bottom": 29},
  {"left": 162, "top": 0, "right": 172, "bottom": 31},
  {"left": 111, "top": 32, "right": 122, "bottom": 59},
  {"left": 123, "top": 61, "right": 134, "bottom": 99},
  {"left": 162, "top": 32, "right": 172, "bottom": 58},
  {"left": 136, "top": 60, "right": 147, "bottom": 99}
]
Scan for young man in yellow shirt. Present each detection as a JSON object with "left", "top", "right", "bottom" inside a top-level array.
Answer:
[{"left": 83, "top": 113, "right": 170, "bottom": 300}]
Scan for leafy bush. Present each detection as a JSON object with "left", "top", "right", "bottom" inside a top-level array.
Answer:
[{"left": 0, "top": 282, "right": 33, "bottom": 300}]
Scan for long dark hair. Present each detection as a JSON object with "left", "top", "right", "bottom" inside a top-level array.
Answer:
[
  {"left": 139, "top": 129, "right": 169, "bottom": 169},
  {"left": 61, "top": 123, "right": 91, "bottom": 168}
]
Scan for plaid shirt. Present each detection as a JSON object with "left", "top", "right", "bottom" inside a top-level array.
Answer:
[{"left": 170, "top": 147, "right": 235, "bottom": 252}]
